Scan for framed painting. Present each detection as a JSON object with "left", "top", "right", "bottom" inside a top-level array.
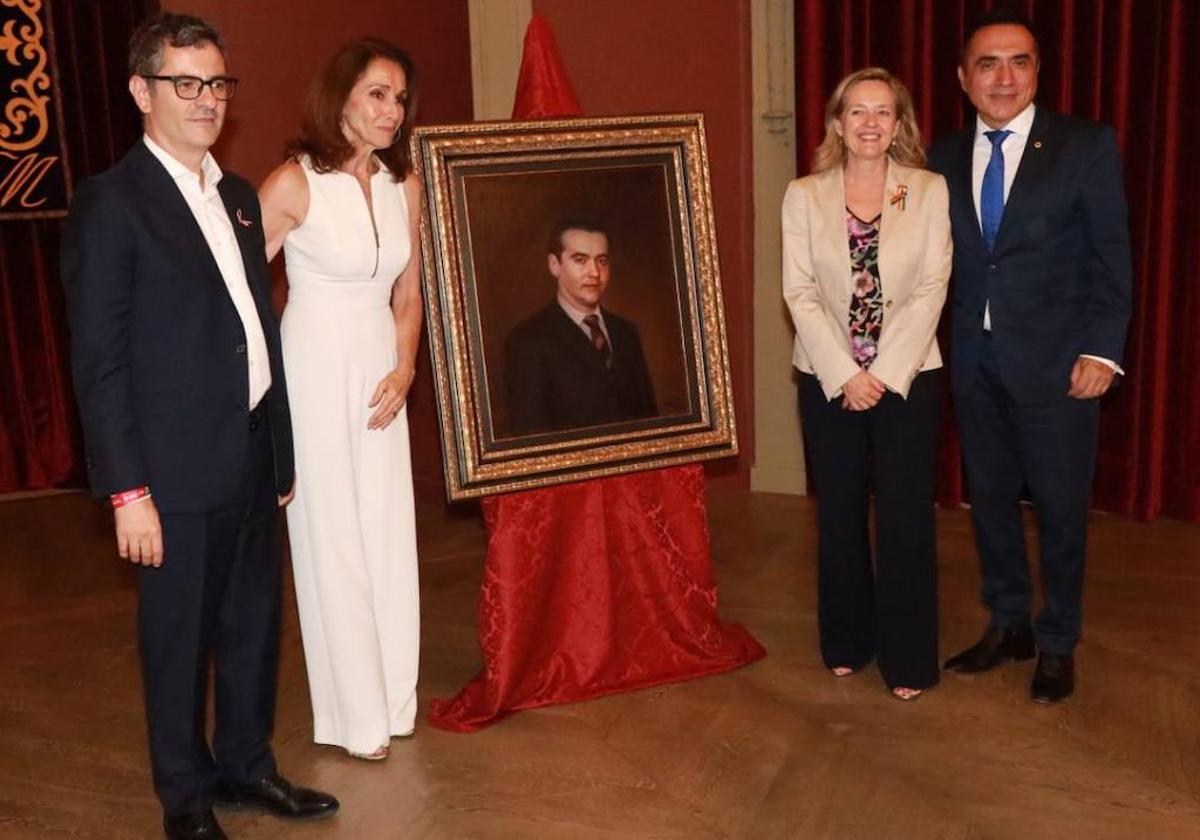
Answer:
[{"left": 412, "top": 113, "right": 736, "bottom": 500}]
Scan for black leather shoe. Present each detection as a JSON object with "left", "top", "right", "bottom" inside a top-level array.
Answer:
[
  {"left": 163, "top": 811, "right": 227, "bottom": 840},
  {"left": 943, "top": 624, "right": 1035, "bottom": 673},
  {"left": 1031, "top": 653, "right": 1075, "bottom": 703},
  {"left": 213, "top": 772, "right": 339, "bottom": 820}
]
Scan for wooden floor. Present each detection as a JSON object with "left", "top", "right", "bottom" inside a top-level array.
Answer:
[{"left": 1, "top": 489, "right": 1198, "bottom": 839}]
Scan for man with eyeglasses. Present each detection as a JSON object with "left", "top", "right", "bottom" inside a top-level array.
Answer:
[{"left": 61, "top": 13, "right": 336, "bottom": 839}]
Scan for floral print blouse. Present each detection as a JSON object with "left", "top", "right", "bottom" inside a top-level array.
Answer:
[{"left": 846, "top": 209, "right": 883, "bottom": 368}]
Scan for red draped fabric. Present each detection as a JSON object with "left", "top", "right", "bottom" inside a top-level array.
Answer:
[
  {"left": 511, "top": 14, "right": 582, "bottom": 120},
  {"left": 794, "top": 0, "right": 1200, "bottom": 521},
  {"left": 0, "top": 0, "right": 158, "bottom": 494},
  {"left": 428, "top": 466, "right": 766, "bottom": 732},
  {"left": 429, "top": 16, "right": 763, "bottom": 731}
]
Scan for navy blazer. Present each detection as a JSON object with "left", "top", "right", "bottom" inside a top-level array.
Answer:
[
  {"left": 504, "top": 302, "right": 657, "bottom": 436},
  {"left": 62, "top": 141, "right": 294, "bottom": 512},
  {"left": 928, "top": 107, "right": 1132, "bottom": 403}
]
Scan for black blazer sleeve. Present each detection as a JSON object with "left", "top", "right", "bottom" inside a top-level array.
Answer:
[
  {"left": 61, "top": 178, "right": 146, "bottom": 497},
  {"left": 1079, "top": 124, "right": 1133, "bottom": 364}
]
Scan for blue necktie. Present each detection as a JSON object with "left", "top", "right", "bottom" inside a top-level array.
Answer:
[{"left": 980, "top": 129, "right": 1012, "bottom": 252}]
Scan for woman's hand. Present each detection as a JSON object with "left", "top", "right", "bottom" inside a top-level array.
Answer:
[
  {"left": 367, "top": 366, "right": 415, "bottom": 430},
  {"left": 841, "top": 370, "right": 886, "bottom": 411}
]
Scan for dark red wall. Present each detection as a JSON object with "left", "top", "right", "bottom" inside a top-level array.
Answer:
[
  {"left": 169, "top": 0, "right": 473, "bottom": 182},
  {"left": 164, "top": 0, "right": 473, "bottom": 501},
  {"left": 531, "top": 0, "right": 756, "bottom": 487},
  {"left": 159, "top": 0, "right": 756, "bottom": 496}
]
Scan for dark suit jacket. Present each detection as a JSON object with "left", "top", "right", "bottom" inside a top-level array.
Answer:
[
  {"left": 62, "top": 141, "right": 294, "bottom": 512},
  {"left": 505, "top": 302, "right": 657, "bottom": 435},
  {"left": 928, "top": 107, "right": 1132, "bottom": 403}
]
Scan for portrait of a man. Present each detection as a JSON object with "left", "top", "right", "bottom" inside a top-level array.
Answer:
[
  {"left": 505, "top": 219, "right": 658, "bottom": 436},
  {"left": 414, "top": 115, "right": 737, "bottom": 497}
]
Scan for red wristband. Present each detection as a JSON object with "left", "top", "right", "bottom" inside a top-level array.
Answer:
[{"left": 110, "top": 486, "right": 151, "bottom": 508}]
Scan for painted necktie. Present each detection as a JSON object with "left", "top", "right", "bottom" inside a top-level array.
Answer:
[
  {"left": 583, "top": 314, "right": 611, "bottom": 366},
  {"left": 981, "top": 128, "right": 1012, "bottom": 252}
]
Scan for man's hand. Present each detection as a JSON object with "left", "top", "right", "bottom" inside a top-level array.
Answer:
[
  {"left": 841, "top": 370, "right": 886, "bottom": 411},
  {"left": 1068, "top": 356, "right": 1116, "bottom": 400},
  {"left": 278, "top": 482, "right": 296, "bottom": 508},
  {"left": 114, "top": 499, "right": 164, "bottom": 567}
]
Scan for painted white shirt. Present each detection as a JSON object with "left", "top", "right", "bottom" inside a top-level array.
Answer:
[{"left": 557, "top": 293, "right": 611, "bottom": 348}]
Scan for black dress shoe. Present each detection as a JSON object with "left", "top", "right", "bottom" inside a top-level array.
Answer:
[
  {"left": 1031, "top": 652, "right": 1075, "bottom": 703},
  {"left": 213, "top": 772, "right": 339, "bottom": 820},
  {"left": 163, "top": 811, "right": 227, "bottom": 840},
  {"left": 943, "top": 624, "right": 1035, "bottom": 673}
]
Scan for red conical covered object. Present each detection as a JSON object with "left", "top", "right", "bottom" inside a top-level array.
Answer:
[{"left": 511, "top": 14, "right": 583, "bottom": 119}]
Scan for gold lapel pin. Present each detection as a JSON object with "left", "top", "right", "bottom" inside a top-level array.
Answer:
[{"left": 1033, "top": 140, "right": 1043, "bottom": 149}]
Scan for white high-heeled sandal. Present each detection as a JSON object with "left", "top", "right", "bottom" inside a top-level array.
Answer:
[{"left": 347, "top": 744, "right": 389, "bottom": 760}]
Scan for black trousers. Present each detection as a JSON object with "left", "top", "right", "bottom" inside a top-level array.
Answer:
[
  {"left": 955, "top": 336, "right": 1099, "bottom": 655},
  {"left": 799, "top": 371, "right": 941, "bottom": 690},
  {"left": 138, "top": 414, "right": 280, "bottom": 816}
]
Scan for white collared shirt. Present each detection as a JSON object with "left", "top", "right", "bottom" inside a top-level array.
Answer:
[
  {"left": 970, "top": 101, "right": 1036, "bottom": 230},
  {"left": 557, "top": 293, "right": 611, "bottom": 348},
  {"left": 974, "top": 103, "right": 1034, "bottom": 334},
  {"left": 143, "top": 134, "right": 272, "bottom": 408},
  {"left": 969, "top": 107, "right": 1120, "bottom": 373}
]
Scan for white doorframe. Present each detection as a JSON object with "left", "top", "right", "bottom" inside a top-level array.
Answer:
[{"left": 468, "top": 0, "right": 532, "bottom": 120}]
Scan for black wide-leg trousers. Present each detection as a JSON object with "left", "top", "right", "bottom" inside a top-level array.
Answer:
[
  {"left": 137, "top": 416, "right": 281, "bottom": 816},
  {"left": 799, "top": 370, "right": 941, "bottom": 690}
]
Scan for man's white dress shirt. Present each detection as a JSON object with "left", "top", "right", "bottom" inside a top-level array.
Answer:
[
  {"left": 969, "top": 105, "right": 1120, "bottom": 373},
  {"left": 144, "top": 134, "right": 272, "bottom": 407}
]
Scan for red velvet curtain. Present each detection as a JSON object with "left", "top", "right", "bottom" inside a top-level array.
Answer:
[
  {"left": 795, "top": 0, "right": 1200, "bottom": 522},
  {"left": 0, "top": 0, "right": 158, "bottom": 494}
]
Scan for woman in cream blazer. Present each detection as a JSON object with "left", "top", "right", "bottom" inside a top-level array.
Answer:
[{"left": 783, "top": 67, "right": 951, "bottom": 700}]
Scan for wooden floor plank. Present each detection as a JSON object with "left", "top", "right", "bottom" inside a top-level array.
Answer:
[{"left": 1, "top": 490, "right": 1197, "bottom": 839}]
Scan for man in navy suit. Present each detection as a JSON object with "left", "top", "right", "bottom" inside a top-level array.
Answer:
[
  {"left": 505, "top": 220, "right": 658, "bottom": 436},
  {"left": 929, "top": 8, "right": 1132, "bottom": 703},
  {"left": 61, "top": 13, "right": 336, "bottom": 839}
]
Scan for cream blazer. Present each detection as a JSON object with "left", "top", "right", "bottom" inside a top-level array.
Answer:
[{"left": 782, "top": 161, "right": 952, "bottom": 400}]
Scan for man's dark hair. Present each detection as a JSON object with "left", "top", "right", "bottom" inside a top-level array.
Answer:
[
  {"left": 547, "top": 218, "right": 610, "bottom": 257},
  {"left": 962, "top": 6, "right": 1041, "bottom": 63},
  {"left": 128, "top": 12, "right": 224, "bottom": 77}
]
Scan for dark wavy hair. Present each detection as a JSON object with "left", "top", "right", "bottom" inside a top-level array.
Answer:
[{"left": 285, "top": 38, "right": 417, "bottom": 181}]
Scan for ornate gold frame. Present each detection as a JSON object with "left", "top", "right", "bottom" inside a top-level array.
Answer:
[{"left": 412, "top": 114, "right": 737, "bottom": 500}]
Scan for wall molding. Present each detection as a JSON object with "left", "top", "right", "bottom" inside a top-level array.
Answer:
[
  {"left": 750, "top": 0, "right": 805, "bottom": 495},
  {"left": 468, "top": 0, "right": 532, "bottom": 121}
]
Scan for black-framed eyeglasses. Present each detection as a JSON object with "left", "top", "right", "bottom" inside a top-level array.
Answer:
[{"left": 141, "top": 75, "right": 239, "bottom": 101}]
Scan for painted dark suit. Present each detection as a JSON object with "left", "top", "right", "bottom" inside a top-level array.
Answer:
[
  {"left": 505, "top": 302, "right": 657, "bottom": 436},
  {"left": 61, "top": 140, "right": 293, "bottom": 815},
  {"left": 929, "top": 107, "right": 1132, "bottom": 654}
]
